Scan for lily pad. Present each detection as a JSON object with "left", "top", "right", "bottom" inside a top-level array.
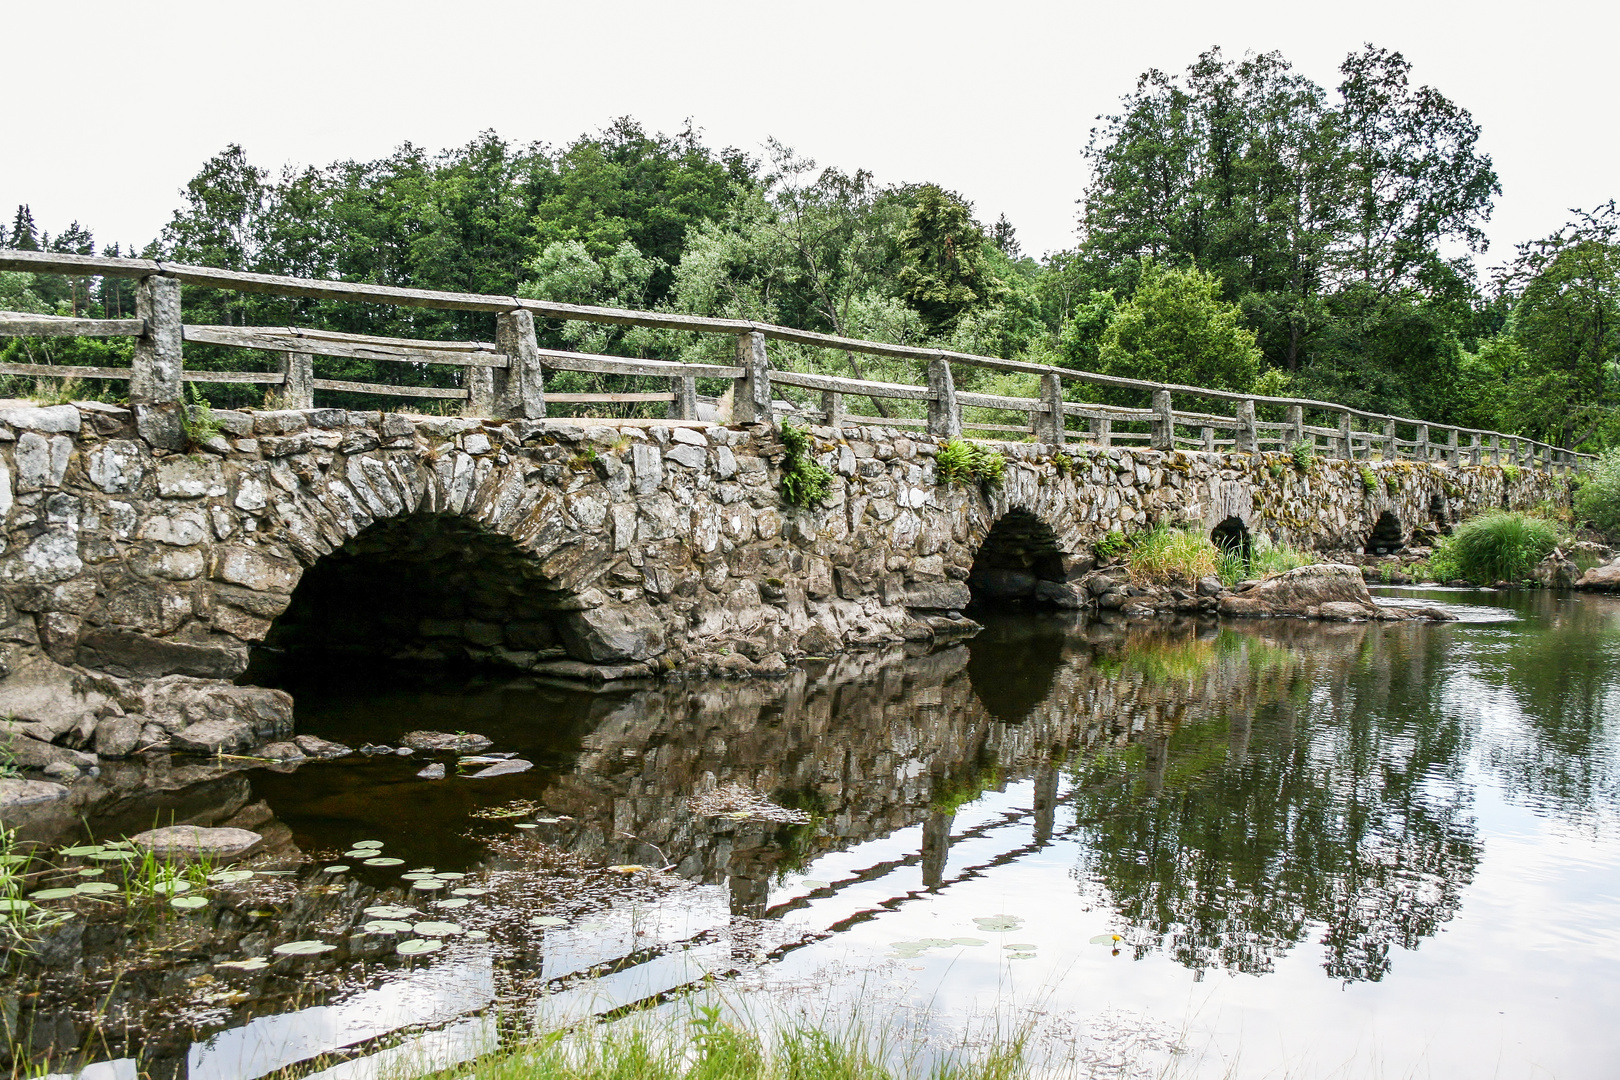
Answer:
[
  {"left": 363, "top": 857, "right": 405, "bottom": 867},
  {"left": 950, "top": 937, "right": 988, "bottom": 946},
  {"left": 433, "top": 872, "right": 466, "bottom": 880},
  {"left": 216, "top": 957, "right": 269, "bottom": 971},
  {"left": 150, "top": 880, "right": 191, "bottom": 896},
  {"left": 77, "top": 869, "right": 106, "bottom": 878},
  {"left": 972, "top": 915, "right": 1024, "bottom": 932},
  {"left": 210, "top": 870, "right": 257, "bottom": 884},
  {"left": 171, "top": 896, "right": 210, "bottom": 910},
  {"left": 435, "top": 898, "right": 471, "bottom": 909},
  {"left": 75, "top": 882, "right": 119, "bottom": 895},
  {"left": 343, "top": 850, "right": 376, "bottom": 858},
  {"left": 30, "top": 888, "right": 80, "bottom": 901},
  {"left": 576, "top": 921, "right": 606, "bottom": 932},
  {"left": 513, "top": 823, "right": 538, "bottom": 830},
  {"left": 273, "top": 940, "right": 337, "bottom": 956},
  {"left": 363, "top": 919, "right": 415, "bottom": 934},
  {"left": 410, "top": 880, "right": 446, "bottom": 891},
  {"left": 322, "top": 865, "right": 350, "bottom": 874},
  {"left": 396, "top": 938, "right": 443, "bottom": 956},
  {"left": 533, "top": 816, "right": 561, "bottom": 824},
  {"left": 530, "top": 916, "right": 568, "bottom": 927},
  {"left": 351, "top": 840, "right": 385, "bottom": 849},
  {"left": 1088, "top": 933, "right": 1124, "bottom": 945},
  {"left": 1002, "top": 943, "right": 1038, "bottom": 951},
  {"left": 364, "top": 905, "right": 417, "bottom": 919},
  {"left": 0, "top": 899, "right": 32, "bottom": 913},
  {"left": 412, "top": 921, "right": 464, "bottom": 936},
  {"left": 799, "top": 880, "right": 830, "bottom": 890},
  {"left": 60, "top": 845, "right": 105, "bottom": 857},
  {"left": 466, "top": 930, "right": 489, "bottom": 941},
  {"left": 451, "top": 888, "right": 488, "bottom": 897},
  {"left": 400, "top": 872, "right": 438, "bottom": 880},
  {"left": 90, "top": 850, "right": 137, "bottom": 862},
  {"left": 408, "top": 867, "right": 437, "bottom": 874},
  {"left": 1008, "top": 952, "right": 1037, "bottom": 960}
]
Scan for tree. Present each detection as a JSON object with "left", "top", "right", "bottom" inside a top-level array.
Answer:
[
  {"left": 8, "top": 206, "right": 39, "bottom": 250},
  {"left": 1095, "top": 261, "right": 1264, "bottom": 392},
  {"left": 895, "top": 184, "right": 999, "bottom": 334}
]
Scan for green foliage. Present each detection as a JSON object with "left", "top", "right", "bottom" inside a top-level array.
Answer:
[
  {"left": 1128, "top": 526, "right": 1220, "bottom": 587},
  {"left": 1093, "top": 530, "right": 1128, "bottom": 562},
  {"left": 1385, "top": 474, "right": 1401, "bottom": 495},
  {"left": 1359, "top": 465, "right": 1378, "bottom": 494},
  {"left": 1502, "top": 463, "right": 1522, "bottom": 483},
  {"left": 935, "top": 439, "right": 1004, "bottom": 486},
  {"left": 567, "top": 446, "right": 599, "bottom": 471},
  {"left": 181, "top": 385, "right": 223, "bottom": 448},
  {"left": 1290, "top": 440, "right": 1317, "bottom": 472},
  {"left": 970, "top": 443, "right": 1006, "bottom": 484},
  {"left": 1093, "top": 261, "right": 1264, "bottom": 395},
  {"left": 777, "top": 422, "right": 832, "bottom": 507},
  {"left": 1573, "top": 450, "right": 1620, "bottom": 535},
  {"left": 1434, "top": 512, "right": 1563, "bottom": 583},
  {"left": 1249, "top": 534, "right": 1312, "bottom": 579},
  {"left": 894, "top": 184, "right": 1000, "bottom": 335},
  {"left": 1052, "top": 450, "right": 1073, "bottom": 477}
]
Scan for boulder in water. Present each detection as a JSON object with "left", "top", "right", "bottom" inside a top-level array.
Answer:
[{"left": 131, "top": 825, "right": 262, "bottom": 860}]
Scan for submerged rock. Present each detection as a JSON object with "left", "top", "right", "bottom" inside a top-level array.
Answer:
[
  {"left": 401, "top": 730, "right": 493, "bottom": 753},
  {"left": 417, "top": 762, "right": 446, "bottom": 780},
  {"left": 130, "top": 825, "right": 262, "bottom": 860},
  {"left": 168, "top": 718, "right": 256, "bottom": 756},
  {"left": 466, "top": 758, "right": 533, "bottom": 779},
  {"left": 0, "top": 778, "right": 69, "bottom": 808}
]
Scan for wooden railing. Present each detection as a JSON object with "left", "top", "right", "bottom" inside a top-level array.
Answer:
[{"left": 0, "top": 249, "right": 1591, "bottom": 472}]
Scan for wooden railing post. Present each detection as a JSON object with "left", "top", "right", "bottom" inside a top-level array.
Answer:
[
  {"left": 276, "top": 351, "right": 314, "bottom": 409},
  {"left": 927, "top": 357, "right": 960, "bottom": 438},
  {"left": 1090, "top": 415, "right": 1112, "bottom": 449},
  {"left": 1336, "top": 412, "right": 1353, "bottom": 459},
  {"left": 669, "top": 374, "right": 698, "bottom": 420},
  {"left": 733, "top": 331, "right": 771, "bottom": 425},
  {"left": 1150, "top": 389, "right": 1174, "bottom": 450},
  {"left": 821, "top": 389, "right": 844, "bottom": 430},
  {"left": 1383, "top": 419, "right": 1397, "bottom": 460},
  {"left": 1038, "top": 373, "right": 1066, "bottom": 446},
  {"left": 1236, "top": 398, "right": 1258, "bottom": 453},
  {"left": 1286, "top": 405, "right": 1305, "bottom": 449},
  {"left": 495, "top": 308, "right": 545, "bottom": 419}
]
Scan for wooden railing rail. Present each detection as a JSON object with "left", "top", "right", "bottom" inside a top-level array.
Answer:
[{"left": 0, "top": 249, "right": 1592, "bottom": 471}]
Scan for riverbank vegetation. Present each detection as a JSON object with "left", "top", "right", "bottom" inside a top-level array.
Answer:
[
  {"left": 1421, "top": 512, "right": 1565, "bottom": 584},
  {"left": 1124, "top": 526, "right": 1310, "bottom": 588},
  {"left": 3, "top": 45, "right": 1615, "bottom": 445}
]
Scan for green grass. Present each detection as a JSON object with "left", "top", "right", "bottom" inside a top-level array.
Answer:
[
  {"left": 1128, "top": 527, "right": 1219, "bottom": 587},
  {"left": 1248, "top": 534, "right": 1312, "bottom": 580},
  {"left": 1433, "top": 512, "right": 1563, "bottom": 584}
]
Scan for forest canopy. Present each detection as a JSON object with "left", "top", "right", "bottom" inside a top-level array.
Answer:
[{"left": 2, "top": 46, "right": 1615, "bottom": 448}]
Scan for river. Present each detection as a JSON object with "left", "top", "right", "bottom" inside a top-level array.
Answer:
[{"left": 7, "top": 589, "right": 1620, "bottom": 1079}]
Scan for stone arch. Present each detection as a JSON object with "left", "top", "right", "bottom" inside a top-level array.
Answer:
[
  {"left": 1210, "top": 515, "right": 1252, "bottom": 564},
  {"left": 966, "top": 510, "right": 1074, "bottom": 606},
  {"left": 1365, "top": 511, "right": 1404, "bottom": 555}
]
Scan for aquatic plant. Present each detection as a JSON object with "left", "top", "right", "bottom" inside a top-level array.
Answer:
[{"left": 1433, "top": 512, "right": 1563, "bottom": 583}]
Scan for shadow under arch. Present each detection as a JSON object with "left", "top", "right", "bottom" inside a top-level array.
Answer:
[
  {"left": 1365, "top": 511, "right": 1404, "bottom": 555},
  {"left": 254, "top": 511, "right": 576, "bottom": 674},
  {"left": 966, "top": 509, "right": 1073, "bottom": 607},
  {"left": 1210, "top": 515, "right": 1252, "bottom": 563}
]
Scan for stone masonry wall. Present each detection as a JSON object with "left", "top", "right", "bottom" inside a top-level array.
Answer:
[{"left": 0, "top": 400, "right": 1567, "bottom": 765}]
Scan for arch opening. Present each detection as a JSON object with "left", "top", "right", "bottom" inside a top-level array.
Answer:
[
  {"left": 1210, "top": 516, "right": 1252, "bottom": 567},
  {"left": 255, "top": 513, "right": 571, "bottom": 674},
  {"left": 967, "top": 511, "right": 1073, "bottom": 607},
  {"left": 1365, "top": 511, "right": 1404, "bottom": 555}
]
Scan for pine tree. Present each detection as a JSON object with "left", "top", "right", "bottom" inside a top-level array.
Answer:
[{"left": 9, "top": 205, "right": 38, "bottom": 250}]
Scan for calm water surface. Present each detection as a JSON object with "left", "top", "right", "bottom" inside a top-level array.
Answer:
[{"left": 11, "top": 589, "right": 1620, "bottom": 1079}]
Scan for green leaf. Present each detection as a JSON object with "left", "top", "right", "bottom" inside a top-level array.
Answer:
[
  {"left": 273, "top": 940, "right": 337, "bottom": 956},
  {"left": 171, "top": 896, "right": 210, "bottom": 910},
  {"left": 363, "top": 857, "right": 405, "bottom": 867},
  {"left": 412, "top": 921, "right": 464, "bottom": 936},
  {"left": 396, "top": 938, "right": 444, "bottom": 956},
  {"left": 363, "top": 919, "right": 415, "bottom": 934},
  {"left": 30, "top": 888, "right": 79, "bottom": 900}
]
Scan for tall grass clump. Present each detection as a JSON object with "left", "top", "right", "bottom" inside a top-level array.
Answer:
[
  {"left": 1248, "top": 534, "right": 1311, "bottom": 579},
  {"left": 1574, "top": 449, "right": 1620, "bottom": 536},
  {"left": 1436, "top": 512, "right": 1563, "bottom": 583},
  {"left": 1128, "top": 527, "right": 1219, "bottom": 587}
]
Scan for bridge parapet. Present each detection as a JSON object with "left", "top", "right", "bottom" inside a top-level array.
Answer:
[{"left": 0, "top": 249, "right": 1590, "bottom": 474}]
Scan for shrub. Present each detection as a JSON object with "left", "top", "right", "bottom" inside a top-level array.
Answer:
[
  {"left": 1574, "top": 449, "right": 1620, "bottom": 535},
  {"left": 1093, "top": 530, "right": 1128, "bottom": 562},
  {"left": 1290, "top": 440, "right": 1316, "bottom": 473},
  {"left": 935, "top": 439, "right": 1005, "bottom": 486},
  {"left": 1129, "top": 526, "right": 1219, "bottom": 587},
  {"left": 1384, "top": 474, "right": 1400, "bottom": 495},
  {"left": 970, "top": 443, "right": 1006, "bottom": 484},
  {"left": 1434, "top": 512, "right": 1563, "bottom": 583},
  {"left": 1359, "top": 465, "right": 1378, "bottom": 494},
  {"left": 1501, "top": 463, "right": 1522, "bottom": 483},
  {"left": 777, "top": 422, "right": 832, "bottom": 507}
]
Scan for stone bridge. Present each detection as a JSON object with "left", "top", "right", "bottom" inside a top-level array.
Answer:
[{"left": 0, "top": 399, "right": 1566, "bottom": 768}]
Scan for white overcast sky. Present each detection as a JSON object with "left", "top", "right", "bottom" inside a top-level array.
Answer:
[{"left": 5, "top": 0, "right": 1615, "bottom": 269}]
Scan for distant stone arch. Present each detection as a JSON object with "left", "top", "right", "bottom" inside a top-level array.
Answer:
[{"left": 1365, "top": 511, "right": 1404, "bottom": 555}]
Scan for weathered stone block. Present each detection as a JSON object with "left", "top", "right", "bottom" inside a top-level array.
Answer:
[
  {"left": 157, "top": 458, "right": 227, "bottom": 498},
  {"left": 77, "top": 629, "right": 248, "bottom": 679},
  {"left": 559, "top": 600, "right": 666, "bottom": 663},
  {"left": 214, "top": 545, "right": 301, "bottom": 593},
  {"left": 905, "top": 580, "right": 971, "bottom": 610}
]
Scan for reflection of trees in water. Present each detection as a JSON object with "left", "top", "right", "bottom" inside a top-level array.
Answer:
[{"left": 1067, "top": 623, "right": 1480, "bottom": 982}]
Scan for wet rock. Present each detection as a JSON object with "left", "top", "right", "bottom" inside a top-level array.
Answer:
[
  {"left": 93, "top": 715, "right": 142, "bottom": 758},
  {"left": 1318, "top": 601, "right": 1372, "bottom": 622},
  {"left": 76, "top": 628, "right": 248, "bottom": 679},
  {"left": 401, "top": 730, "right": 494, "bottom": 753},
  {"left": 1220, "top": 564, "right": 1376, "bottom": 619},
  {"left": 294, "top": 734, "right": 354, "bottom": 758},
  {"left": 559, "top": 600, "right": 666, "bottom": 663},
  {"left": 41, "top": 761, "right": 82, "bottom": 781},
  {"left": 1576, "top": 557, "right": 1620, "bottom": 591},
  {"left": 130, "top": 824, "right": 262, "bottom": 860},
  {"left": 529, "top": 658, "right": 655, "bottom": 682},
  {"left": 796, "top": 625, "right": 839, "bottom": 656},
  {"left": 394, "top": 746, "right": 414, "bottom": 756},
  {"left": 2, "top": 732, "right": 97, "bottom": 773},
  {"left": 360, "top": 744, "right": 395, "bottom": 755},
  {"left": 169, "top": 718, "right": 255, "bottom": 755},
  {"left": 1033, "top": 579, "right": 1087, "bottom": 608},
  {"left": 416, "top": 762, "right": 446, "bottom": 780},
  {"left": 904, "top": 580, "right": 971, "bottom": 610},
  {"left": 466, "top": 758, "right": 533, "bottom": 779},
  {"left": 259, "top": 741, "right": 306, "bottom": 761},
  {"left": 1196, "top": 575, "right": 1225, "bottom": 598},
  {"left": 0, "top": 777, "right": 69, "bottom": 808},
  {"left": 1533, "top": 548, "right": 1580, "bottom": 589}
]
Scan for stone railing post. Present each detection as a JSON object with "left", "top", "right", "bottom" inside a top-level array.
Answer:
[
  {"left": 1336, "top": 411, "right": 1353, "bottom": 459},
  {"left": 1201, "top": 426, "right": 1215, "bottom": 451},
  {"left": 821, "top": 389, "right": 844, "bottom": 430},
  {"left": 131, "top": 274, "right": 185, "bottom": 448},
  {"left": 1038, "top": 373, "right": 1065, "bottom": 446},
  {"left": 1446, "top": 427, "right": 1460, "bottom": 465},
  {"left": 927, "top": 356, "right": 960, "bottom": 437},
  {"left": 1469, "top": 433, "right": 1482, "bottom": 465},
  {"left": 1236, "top": 398, "right": 1258, "bottom": 453},
  {"left": 669, "top": 374, "right": 699, "bottom": 420},
  {"left": 1489, "top": 434, "right": 1500, "bottom": 465},
  {"left": 1286, "top": 405, "right": 1305, "bottom": 448},
  {"left": 1416, "top": 424, "right": 1430, "bottom": 462},
  {"left": 1383, "top": 419, "right": 1397, "bottom": 460},
  {"left": 495, "top": 308, "right": 546, "bottom": 419},
  {"left": 276, "top": 351, "right": 314, "bottom": 409},
  {"left": 1090, "top": 415, "right": 1112, "bottom": 448},
  {"left": 1150, "top": 389, "right": 1174, "bottom": 450},
  {"left": 463, "top": 365, "right": 495, "bottom": 417},
  {"left": 733, "top": 331, "right": 771, "bottom": 425}
]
